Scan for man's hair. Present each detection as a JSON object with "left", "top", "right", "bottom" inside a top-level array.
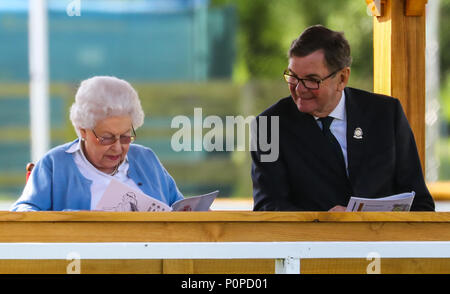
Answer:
[{"left": 288, "top": 25, "right": 352, "bottom": 72}]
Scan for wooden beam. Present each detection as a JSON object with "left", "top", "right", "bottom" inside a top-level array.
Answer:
[
  {"left": 365, "top": 0, "right": 387, "bottom": 16},
  {"left": 405, "top": 0, "right": 428, "bottom": 16},
  {"left": 371, "top": 0, "right": 427, "bottom": 169},
  {"left": 0, "top": 211, "right": 449, "bottom": 274},
  {"left": 1, "top": 258, "right": 449, "bottom": 274},
  {"left": 1, "top": 211, "right": 449, "bottom": 243},
  {"left": 1, "top": 211, "right": 449, "bottom": 223},
  {"left": 0, "top": 211, "right": 450, "bottom": 274}
]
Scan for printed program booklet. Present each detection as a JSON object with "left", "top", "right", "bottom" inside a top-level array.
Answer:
[
  {"left": 95, "top": 179, "right": 219, "bottom": 212},
  {"left": 345, "top": 191, "right": 415, "bottom": 212}
]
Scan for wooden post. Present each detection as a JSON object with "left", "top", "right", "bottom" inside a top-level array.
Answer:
[{"left": 368, "top": 0, "right": 428, "bottom": 169}]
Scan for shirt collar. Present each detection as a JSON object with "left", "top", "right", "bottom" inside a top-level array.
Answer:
[
  {"left": 65, "top": 138, "right": 129, "bottom": 172},
  {"left": 314, "top": 90, "right": 346, "bottom": 121},
  {"left": 66, "top": 138, "right": 81, "bottom": 154}
]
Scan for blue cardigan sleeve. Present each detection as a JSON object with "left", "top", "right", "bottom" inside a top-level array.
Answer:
[{"left": 10, "top": 157, "right": 53, "bottom": 211}]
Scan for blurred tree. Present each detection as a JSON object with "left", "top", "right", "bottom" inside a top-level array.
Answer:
[
  {"left": 210, "top": 0, "right": 375, "bottom": 197},
  {"left": 440, "top": 0, "right": 450, "bottom": 80},
  {"left": 439, "top": 0, "right": 450, "bottom": 125},
  {"left": 210, "top": 0, "right": 373, "bottom": 90}
]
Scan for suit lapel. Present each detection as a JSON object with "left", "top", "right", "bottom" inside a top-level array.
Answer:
[
  {"left": 345, "top": 87, "right": 367, "bottom": 187},
  {"left": 284, "top": 97, "right": 347, "bottom": 177}
]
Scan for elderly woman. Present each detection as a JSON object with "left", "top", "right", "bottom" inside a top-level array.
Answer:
[{"left": 11, "top": 76, "right": 184, "bottom": 211}]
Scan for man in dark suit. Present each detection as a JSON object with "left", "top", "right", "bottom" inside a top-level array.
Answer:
[{"left": 251, "top": 25, "right": 435, "bottom": 211}]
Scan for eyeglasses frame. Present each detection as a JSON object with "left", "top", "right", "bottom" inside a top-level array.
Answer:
[
  {"left": 283, "top": 68, "right": 342, "bottom": 90},
  {"left": 91, "top": 125, "right": 136, "bottom": 146}
]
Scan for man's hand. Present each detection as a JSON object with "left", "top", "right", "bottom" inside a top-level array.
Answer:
[{"left": 328, "top": 205, "right": 346, "bottom": 212}]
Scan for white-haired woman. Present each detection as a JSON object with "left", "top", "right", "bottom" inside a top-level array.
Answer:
[{"left": 11, "top": 76, "right": 184, "bottom": 211}]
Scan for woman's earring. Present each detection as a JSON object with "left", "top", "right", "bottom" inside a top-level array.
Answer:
[{"left": 81, "top": 137, "right": 86, "bottom": 141}]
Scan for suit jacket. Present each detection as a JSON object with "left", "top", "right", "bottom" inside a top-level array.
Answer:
[{"left": 251, "top": 87, "right": 435, "bottom": 211}]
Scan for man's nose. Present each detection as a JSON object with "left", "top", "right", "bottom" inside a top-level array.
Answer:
[{"left": 295, "top": 80, "right": 308, "bottom": 93}]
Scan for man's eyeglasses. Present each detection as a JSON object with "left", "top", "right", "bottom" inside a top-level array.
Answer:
[
  {"left": 283, "top": 68, "right": 341, "bottom": 90},
  {"left": 92, "top": 126, "right": 136, "bottom": 146}
]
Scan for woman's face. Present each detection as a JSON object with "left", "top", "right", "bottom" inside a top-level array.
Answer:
[{"left": 79, "top": 115, "right": 133, "bottom": 174}]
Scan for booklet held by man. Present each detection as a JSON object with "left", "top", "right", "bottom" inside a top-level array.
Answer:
[
  {"left": 95, "top": 179, "right": 219, "bottom": 212},
  {"left": 345, "top": 191, "right": 415, "bottom": 212}
]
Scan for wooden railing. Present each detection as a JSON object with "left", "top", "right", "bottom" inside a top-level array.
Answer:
[
  {"left": 0, "top": 211, "right": 449, "bottom": 274},
  {"left": 428, "top": 181, "right": 450, "bottom": 201}
]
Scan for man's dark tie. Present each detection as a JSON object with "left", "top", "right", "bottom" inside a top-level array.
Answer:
[{"left": 319, "top": 116, "right": 347, "bottom": 173}]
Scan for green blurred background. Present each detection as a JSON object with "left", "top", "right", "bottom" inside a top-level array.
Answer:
[{"left": 0, "top": 0, "right": 449, "bottom": 204}]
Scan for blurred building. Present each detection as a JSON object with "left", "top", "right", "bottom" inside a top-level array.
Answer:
[{"left": 0, "top": 0, "right": 237, "bottom": 197}]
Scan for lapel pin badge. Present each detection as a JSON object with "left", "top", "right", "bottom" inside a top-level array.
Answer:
[{"left": 353, "top": 127, "right": 363, "bottom": 139}]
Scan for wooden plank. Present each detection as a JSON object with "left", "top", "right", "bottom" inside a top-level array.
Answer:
[
  {"left": 0, "top": 211, "right": 449, "bottom": 274},
  {"left": 1, "top": 258, "right": 448, "bottom": 274},
  {"left": 373, "top": 7, "right": 391, "bottom": 94},
  {"left": 0, "top": 259, "right": 163, "bottom": 274},
  {"left": 405, "top": 0, "right": 428, "bottom": 16},
  {"left": 1, "top": 220, "right": 449, "bottom": 242},
  {"left": 1, "top": 211, "right": 449, "bottom": 223},
  {"left": 301, "top": 258, "right": 450, "bottom": 274},
  {"left": 162, "top": 260, "right": 194, "bottom": 274},
  {"left": 428, "top": 181, "right": 450, "bottom": 201},
  {"left": 365, "top": 0, "right": 387, "bottom": 17},
  {"left": 372, "top": 0, "right": 427, "bottom": 168}
]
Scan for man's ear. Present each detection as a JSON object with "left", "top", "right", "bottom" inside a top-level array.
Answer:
[{"left": 337, "top": 67, "right": 350, "bottom": 91}]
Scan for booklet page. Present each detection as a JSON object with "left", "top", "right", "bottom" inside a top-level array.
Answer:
[
  {"left": 345, "top": 191, "right": 415, "bottom": 212},
  {"left": 95, "top": 179, "right": 218, "bottom": 212},
  {"left": 95, "top": 179, "right": 172, "bottom": 211},
  {"left": 171, "top": 190, "right": 219, "bottom": 211}
]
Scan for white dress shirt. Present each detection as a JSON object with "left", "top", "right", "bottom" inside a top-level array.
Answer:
[
  {"left": 315, "top": 91, "right": 348, "bottom": 170},
  {"left": 66, "top": 140, "right": 142, "bottom": 210}
]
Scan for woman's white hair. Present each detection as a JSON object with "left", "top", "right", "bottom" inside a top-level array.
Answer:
[{"left": 70, "top": 76, "right": 145, "bottom": 136}]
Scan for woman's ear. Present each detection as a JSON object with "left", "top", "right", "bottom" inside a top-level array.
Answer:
[{"left": 79, "top": 128, "right": 87, "bottom": 140}]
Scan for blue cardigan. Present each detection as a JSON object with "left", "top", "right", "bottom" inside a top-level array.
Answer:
[{"left": 10, "top": 139, "right": 184, "bottom": 211}]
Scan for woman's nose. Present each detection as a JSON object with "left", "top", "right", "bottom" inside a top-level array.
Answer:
[{"left": 110, "top": 138, "right": 123, "bottom": 151}]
